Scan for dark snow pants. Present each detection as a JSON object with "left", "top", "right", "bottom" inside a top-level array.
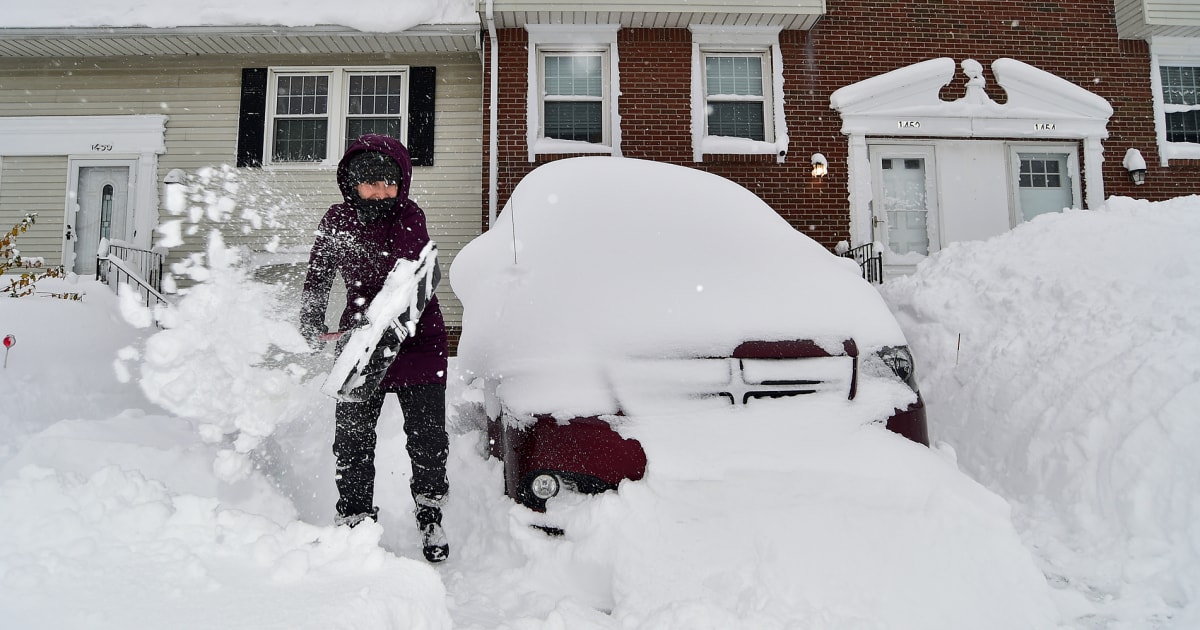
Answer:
[{"left": 333, "top": 383, "right": 449, "bottom": 520}]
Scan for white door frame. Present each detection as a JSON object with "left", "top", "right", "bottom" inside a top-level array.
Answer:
[
  {"left": 67, "top": 159, "right": 139, "bottom": 274},
  {"left": 1006, "top": 142, "right": 1082, "bottom": 227},
  {"left": 868, "top": 142, "right": 942, "bottom": 260}
]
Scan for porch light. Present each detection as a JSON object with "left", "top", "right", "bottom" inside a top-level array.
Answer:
[
  {"left": 811, "top": 153, "right": 828, "bottom": 178},
  {"left": 1123, "top": 148, "right": 1147, "bottom": 186}
]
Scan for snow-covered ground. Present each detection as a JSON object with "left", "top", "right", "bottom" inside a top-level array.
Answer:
[{"left": 1, "top": 190, "right": 1197, "bottom": 629}]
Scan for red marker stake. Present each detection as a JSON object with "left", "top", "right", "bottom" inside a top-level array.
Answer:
[{"left": 2, "top": 334, "right": 14, "bottom": 368}]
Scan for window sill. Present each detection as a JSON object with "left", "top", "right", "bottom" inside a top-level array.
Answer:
[
  {"left": 1160, "top": 140, "right": 1200, "bottom": 166},
  {"left": 693, "top": 136, "right": 787, "bottom": 164},
  {"left": 529, "top": 137, "right": 613, "bottom": 162}
]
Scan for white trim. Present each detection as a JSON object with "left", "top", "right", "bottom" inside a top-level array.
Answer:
[
  {"left": 65, "top": 156, "right": 160, "bottom": 252},
  {"left": 0, "top": 115, "right": 165, "bottom": 255},
  {"left": 0, "top": 115, "right": 167, "bottom": 156},
  {"left": 65, "top": 159, "right": 139, "bottom": 274},
  {"left": 1006, "top": 143, "right": 1082, "bottom": 227},
  {"left": 689, "top": 25, "right": 787, "bottom": 163},
  {"left": 263, "top": 65, "right": 411, "bottom": 167},
  {"left": 832, "top": 58, "right": 1112, "bottom": 251},
  {"left": 525, "top": 24, "right": 621, "bottom": 161},
  {"left": 867, "top": 144, "right": 941, "bottom": 274},
  {"left": 1149, "top": 36, "right": 1200, "bottom": 166}
]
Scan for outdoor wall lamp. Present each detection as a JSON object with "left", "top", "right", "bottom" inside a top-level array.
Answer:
[
  {"left": 811, "top": 153, "right": 828, "bottom": 178},
  {"left": 1123, "top": 148, "right": 1147, "bottom": 186}
]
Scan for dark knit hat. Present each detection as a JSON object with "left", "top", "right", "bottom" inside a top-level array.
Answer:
[{"left": 345, "top": 151, "right": 402, "bottom": 186}]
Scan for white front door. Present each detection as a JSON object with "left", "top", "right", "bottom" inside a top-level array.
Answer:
[
  {"left": 870, "top": 145, "right": 940, "bottom": 272},
  {"left": 1012, "top": 149, "right": 1078, "bottom": 223},
  {"left": 71, "top": 165, "right": 133, "bottom": 276}
]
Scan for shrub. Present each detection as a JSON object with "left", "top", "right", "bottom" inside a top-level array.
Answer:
[{"left": 1, "top": 213, "right": 81, "bottom": 300}]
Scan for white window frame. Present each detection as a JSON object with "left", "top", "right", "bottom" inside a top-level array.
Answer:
[
  {"left": 690, "top": 25, "right": 787, "bottom": 163},
  {"left": 1149, "top": 36, "right": 1200, "bottom": 166},
  {"left": 264, "top": 65, "right": 410, "bottom": 167},
  {"left": 526, "top": 25, "right": 621, "bottom": 162}
]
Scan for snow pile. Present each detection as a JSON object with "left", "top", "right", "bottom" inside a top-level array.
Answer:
[
  {"left": 0, "top": 280, "right": 144, "bottom": 463},
  {"left": 880, "top": 195, "right": 1200, "bottom": 628},
  {"left": 2, "top": 182, "right": 1198, "bottom": 629},
  {"left": 0, "top": 464, "right": 451, "bottom": 630}
]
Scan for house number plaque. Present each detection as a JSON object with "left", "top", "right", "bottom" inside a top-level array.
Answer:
[{"left": 91, "top": 144, "right": 114, "bottom": 152}]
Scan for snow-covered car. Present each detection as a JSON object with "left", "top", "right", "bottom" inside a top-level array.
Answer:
[{"left": 450, "top": 157, "right": 928, "bottom": 511}]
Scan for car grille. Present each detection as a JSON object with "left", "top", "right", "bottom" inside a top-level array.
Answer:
[{"left": 609, "top": 339, "right": 859, "bottom": 414}]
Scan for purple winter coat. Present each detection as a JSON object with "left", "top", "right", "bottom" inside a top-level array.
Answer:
[{"left": 300, "top": 134, "right": 448, "bottom": 388}]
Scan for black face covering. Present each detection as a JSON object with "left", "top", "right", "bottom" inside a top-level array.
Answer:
[{"left": 353, "top": 196, "right": 398, "bottom": 224}]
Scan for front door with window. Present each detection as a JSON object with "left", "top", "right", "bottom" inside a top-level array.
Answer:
[
  {"left": 870, "top": 146, "right": 940, "bottom": 273},
  {"left": 1014, "top": 151, "right": 1076, "bottom": 222},
  {"left": 72, "top": 165, "right": 132, "bottom": 276}
]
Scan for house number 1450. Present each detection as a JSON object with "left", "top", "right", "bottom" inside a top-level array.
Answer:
[{"left": 91, "top": 144, "right": 113, "bottom": 152}]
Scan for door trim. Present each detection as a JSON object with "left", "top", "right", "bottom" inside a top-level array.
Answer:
[
  {"left": 65, "top": 158, "right": 140, "bottom": 274},
  {"left": 1006, "top": 142, "right": 1082, "bottom": 227},
  {"left": 868, "top": 142, "right": 942, "bottom": 274}
]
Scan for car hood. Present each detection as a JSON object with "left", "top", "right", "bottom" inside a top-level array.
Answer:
[{"left": 451, "top": 157, "right": 907, "bottom": 416}]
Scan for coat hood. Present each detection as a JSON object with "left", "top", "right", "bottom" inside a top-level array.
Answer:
[{"left": 336, "top": 134, "right": 415, "bottom": 205}]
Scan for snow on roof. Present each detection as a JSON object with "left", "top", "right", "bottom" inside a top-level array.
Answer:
[{"left": 0, "top": 0, "right": 477, "bottom": 32}]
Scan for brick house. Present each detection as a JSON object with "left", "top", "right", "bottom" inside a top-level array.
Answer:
[{"left": 479, "top": 0, "right": 1200, "bottom": 278}]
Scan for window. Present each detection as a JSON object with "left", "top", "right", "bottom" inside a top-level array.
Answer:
[
  {"left": 526, "top": 25, "right": 620, "bottom": 160},
  {"left": 1008, "top": 146, "right": 1078, "bottom": 225},
  {"left": 542, "top": 53, "right": 605, "bottom": 143},
  {"left": 1151, "top": 37, "right": 1200, "bottom": 164},
  {"left": 690, "top": 26, "right": 786, "bottom": 163},
  {"left": 1160, "top": 65, "right": 1199, "bottom": 144},
  {"left": 703, "top": 53, "right": 769, "bottom": 141},
  {"left": 1018, "top": 156, "right": 1063, "bottom": 189},
  {"left": 266, "top": 66, "right": 409, "bottom": 164}
]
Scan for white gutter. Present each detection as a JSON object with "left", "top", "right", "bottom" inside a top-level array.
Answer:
[{"left": 486, "top": 0, "right": 499, "bottom": 229}]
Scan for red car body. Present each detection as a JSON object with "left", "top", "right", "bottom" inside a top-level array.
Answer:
[{"left": 486, "top": 339, "right": 928, "bottom": 511}]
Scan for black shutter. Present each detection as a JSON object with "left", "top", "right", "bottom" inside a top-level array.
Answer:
[
  {"left": 237, "top": 68, "right": 268, "bottom": 168},
  {"left": 408, "top": 66, "right": 436, "bottom": 166}
]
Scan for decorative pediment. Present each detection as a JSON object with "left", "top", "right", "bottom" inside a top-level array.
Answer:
[{"left": 830, "top": 58, "right": 1112, "bottom": 139}]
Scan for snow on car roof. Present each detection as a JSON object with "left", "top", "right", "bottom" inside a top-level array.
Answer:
[{"left": 450, "top": 157, "right": 905, "bottom": 387}]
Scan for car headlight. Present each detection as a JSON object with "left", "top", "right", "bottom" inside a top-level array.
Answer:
[
  {"left": 530, "top": 473, "right": 560, "bottom": 500},
  {"left": 878, "top": 345, "right": 919, "bottom": 391}
]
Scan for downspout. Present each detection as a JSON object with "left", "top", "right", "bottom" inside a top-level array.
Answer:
[{"left": 486, "top": 0, "right": 499, "bottom": 229}]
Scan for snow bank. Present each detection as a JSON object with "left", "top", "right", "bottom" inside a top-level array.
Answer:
[{"left": 880, "top": 195, "right": 1200, "bottom": 627}]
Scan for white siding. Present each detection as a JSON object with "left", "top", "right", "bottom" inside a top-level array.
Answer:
[
  {"left": 1116, "top": 0, "right": 1200, "bottom": 39},
  {"left": 0, "top": 156, "right": 68, "bottom": 267},
  {"left": 1146, "top": 0, "right": 1200, "bottom": 26},
  {"left": 0, "top": 53, "right": 482, "bottom": 327}
]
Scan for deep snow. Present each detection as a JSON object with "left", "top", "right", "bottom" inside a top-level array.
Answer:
[{"left": 2, "top": 178, "right": 1197, "bottom": 628}]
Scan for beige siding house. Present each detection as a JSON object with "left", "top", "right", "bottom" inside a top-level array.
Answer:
[{"left": 0, "top": 24, "right": 482, "bottom": 340}]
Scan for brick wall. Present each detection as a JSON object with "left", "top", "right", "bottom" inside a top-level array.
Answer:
[{"left": 482, "top": 1, "right": 1199, "bottom": 249}]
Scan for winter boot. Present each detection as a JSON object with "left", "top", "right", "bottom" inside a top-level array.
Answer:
[
  {"left": 335, "top": 506, "right": 379, "bottom": 528},
  {"left": 415, "top": 494, "right": 449, "bottom": 563},
  {"left": 421, "top": 522, "right": 449, "bottom": 563}
]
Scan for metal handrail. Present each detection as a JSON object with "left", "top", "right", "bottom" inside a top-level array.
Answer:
[
  {"left": 96, "top": 241, "right": 169, "bottom": 309},
  {"left": 840, "top": 242, "right": 883, "bottom": 284}
]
